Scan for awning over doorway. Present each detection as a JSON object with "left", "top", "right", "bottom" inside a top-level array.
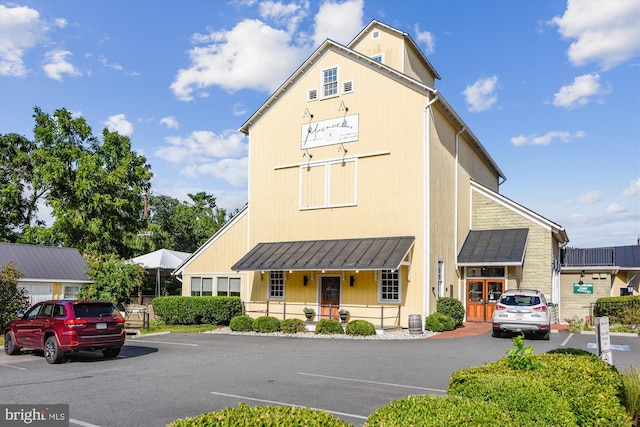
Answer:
[
  {"left": 231, "top": 236, "right": 415, "bottom": 272},
  {"left": 458, "top": 228, "right": 528, "bottom": 266}
]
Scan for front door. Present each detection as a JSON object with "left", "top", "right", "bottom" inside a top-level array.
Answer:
[
  {"left": 466, "top": 279, "right": 504, "bottom": 322},
  {"left": 321, "top": 277, "right": 340, "bottom": 320}
]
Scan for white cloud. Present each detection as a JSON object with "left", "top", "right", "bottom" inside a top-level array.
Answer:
[
  {"left": 312, "top": 0, "right": 363, "bottom": 47},
  {"left": 606, "top": 203, "right": 626, "bottom": 214},
  {"left": 553, "top": 73, "right": 610, "bottom": 109},
  {"left": 184, "top": 157, "right": 249, "bottom": 188},
  {"left": 462, "top": 76, "right": 499, "bottom": 112},
  {"left": 510, "top": 130, "right": 585, "bottom": 146},
  {"left": 414, "top": 25, "right": 435, "bottom": 55},
  {"left": 54, "top": 18, "right": 67, "bottom": 28},
  {"left": 567, "top": 190, "right": 602, "bottom": 204},
  {"left": 170, "top": 19, "right": 308, "bottom": 100},
  {"left": 159, "top": 116, "right": 179, "bottom": 129},
  {"left": 42, "top": 49, "right": 82, "bottom": 81},
  {"left": 155, "top": 130, "right": 247, "bottom": 164},
  {"left": 104, "top": 114, "right": 133, "bottom": 136},
  {"left": 259, "top": 0, "right": 309, "bottom": 34},
  {"left": 232, "top": 103, "right": 248, "bottom": 116},
  {"left": 0, "top": 4, "right": 48, "bottom": 76},
  {"left": 622, "top": 178, "right": 640, "bottom": 197},
  {"left": 550, "top": 0, "right": 640, "bottom": 70}
]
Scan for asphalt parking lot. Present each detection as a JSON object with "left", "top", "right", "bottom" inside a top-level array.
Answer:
[{"left": 1, "top": 330, "right": 638, "bottom": 427}]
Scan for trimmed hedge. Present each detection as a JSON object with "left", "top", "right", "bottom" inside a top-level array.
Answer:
[
  {"left": 152, "top": 296, "right": 242, "bottom": 325},
  {"left": 168, "top": 403, "right": 351, "bottom": 427},
  {"left": 364, "top": 394, "right": 512, "bottom": 426},
  {"left": 449, "top": 353, "right": 629, "bottom": 426},
  {"left": 424, "top": 312, "right": 457, "bottom": 332},
  {"left": 448, "top": 374, "right": 578, "bottom": 426},
  {"left": 437, "top": 297, "right": 465, "bottom": 327},
  {"left": 345, "top": 319, "right": 376, "bottom": 336},
  {"left": 315, "top": 319, "right": 344, "bottom": 335},
  {"left": 281, "top": 318, "right": 305, "bottom": 334},
  {"left": 229, "top": 315, "right": 253, "bottom": 332},
  {"left": 252, "top": 316, "right": 280, "bottom": 333}
]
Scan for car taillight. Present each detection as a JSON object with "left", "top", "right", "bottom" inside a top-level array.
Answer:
[
  {"left": 64, "top": 319, "right": 87, "bottom": 328},
  {"left": 532, "top": 305, "right": 547, "bottom": 312},
  {"left": 495, "top": 303, "right": 506, "bottom": 311},
  {"left": 114, "top": 317, "right": 125, "bottom": 324}
]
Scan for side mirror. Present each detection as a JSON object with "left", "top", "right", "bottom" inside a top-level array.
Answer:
[{"left": 17, "top": 311, "right": 25, "bottom": 318}]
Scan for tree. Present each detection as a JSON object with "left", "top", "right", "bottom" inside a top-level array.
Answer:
[
  {"left": 0, "top": 262, "right": 29, "bottom": 328},
  {"left": 77, "top": 254, "right": 146, "bottom": 307},
  {"left": 30, "top": 107, "right": 152, "bottom": 257}
]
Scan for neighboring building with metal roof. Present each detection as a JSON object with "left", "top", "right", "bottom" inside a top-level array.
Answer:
[
  {"left": 174, "top": 20, "right": 569, "bottom": 327},
  {"left": 0, "top": 242, "right": 91, "bottom": 305}
]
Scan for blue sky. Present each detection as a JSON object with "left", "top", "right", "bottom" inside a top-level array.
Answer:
[{"left": 1, "top": 0, "right": 638, "bottom": 248}]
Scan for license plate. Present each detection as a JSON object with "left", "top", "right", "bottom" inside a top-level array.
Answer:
[{"left": 96, "top": 323, "right": 107, "bottom": 329}]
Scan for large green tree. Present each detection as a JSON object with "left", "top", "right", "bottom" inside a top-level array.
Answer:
[
  {"left": 77, "top": 254, "right": 146, "bottom": 307},
  {"left": 0, "top": 262, "right": 29, "bottom": 328}
]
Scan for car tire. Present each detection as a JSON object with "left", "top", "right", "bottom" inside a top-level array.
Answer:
[
  {"left": 102, "top": 347, "right": 121, "bottom": 358},
  {"left": 44, "top": 336, "right": 64, "bottom": 364},
  {"left": 4, "top": 331, "right": 21, "bottom": 355},
  {"left": 492, "top": 328, "right": 503, "bottom": 338}
]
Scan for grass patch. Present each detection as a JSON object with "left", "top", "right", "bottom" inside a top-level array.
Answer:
[{"left": 138, "top": 323, "right": 218, "bottom": 334}]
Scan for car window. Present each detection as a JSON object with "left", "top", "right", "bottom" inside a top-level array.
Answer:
[
  {"left": 53, "top": 304, "right": 65, "bottom": 317},
  {"left": 24, "top": 304, "right": 43, "bottom": 319},
  {"left": 73, "top": 303, "right": 119, "bottom": 318},
  {"left": 39, "top": 304, "right": 55, "bottom": 317}
]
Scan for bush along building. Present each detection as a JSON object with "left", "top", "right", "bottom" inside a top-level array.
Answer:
[{"left": 173, "top": 20, "right": 570, "bottom": 328}]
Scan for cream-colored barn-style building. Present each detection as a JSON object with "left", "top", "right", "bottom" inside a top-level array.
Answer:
[{"left": 174, "top": 21, "right": 570, "bottom": 328}]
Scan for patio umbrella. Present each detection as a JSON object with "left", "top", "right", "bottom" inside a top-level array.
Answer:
[{"left": 127, "top": 249, "right": 191, "bottom": 296}]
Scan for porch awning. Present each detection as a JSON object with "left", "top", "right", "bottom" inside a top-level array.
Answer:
[
  {"left": 231, "top": 236, "right": 415, "bottom": 272},
  {"left": 457, "top": 228, "right": 528, "bottom": 266}
]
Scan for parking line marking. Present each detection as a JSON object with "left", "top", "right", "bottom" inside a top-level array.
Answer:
[
  {"left": 70, "top": 419, "right": 101, "bottom": 427},
  {"left": 298, "top": 372, "right": 447, "bottom": 393},
  {"left": 130, "top": 340, "right": 198, "bottom": 347},
  {"left": 560, "top": 333, "right": 574, "bottom": 347},
  {"left": 0, "top": 364, "right": 27, "bottom": 370},
  {"left": 210, "top": 391, "right": 367, "bottom": 420}
]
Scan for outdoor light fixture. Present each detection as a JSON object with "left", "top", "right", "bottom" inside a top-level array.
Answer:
[
  {"left": 628, "top": 284, "right": 635, "bottom": 295},
  {"left": 303, "top": 108, "right": 313, "bottom": 119},
  {"left": 350, "top": 275, "right": 355, "bottom": 287},
  {"left": 304, "top": 276, "right": 309, "bottom": 286},
  {"left": 338, "top": 101, "right": 348, "bottom": 112}
]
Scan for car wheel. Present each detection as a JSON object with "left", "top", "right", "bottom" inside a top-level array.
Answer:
[
  {"left": 44, "top": 336, "right": 64, "bottom": 364},
  {"left": 4, "top": 331, "right": 21, "bottom": 355},
  {"left": 102, "top": 347, "right": 121, "bottom": 358},
  {"left": 492, "top": 328, "right": 502, "bottom": 338}
]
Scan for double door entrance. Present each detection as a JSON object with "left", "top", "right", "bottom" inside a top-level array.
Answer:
[{"left": 466, "top": 279, "right": 504, "bottom": 322}]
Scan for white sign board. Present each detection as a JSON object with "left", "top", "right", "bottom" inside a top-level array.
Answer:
[
  {"left": 301, "top": 114, "right": 359, "bottom": 149},
  {"left": 595, "top": 316, "right": 613, "bottom": 365}
]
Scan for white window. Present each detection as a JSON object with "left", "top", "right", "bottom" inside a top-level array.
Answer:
[
  {"left": 268, "top": 271, "right": 285, "bottom": 300},
  {"left": 437, "top": 259, "right": 445, "bottom": 297},
  {"left": 322, "top": 67, "right": 338, "bottom": 98},
  {"left": 217, "top": 277, "right": 241, "bottom": 297},
  {"left": 379, "top": 269, "right": 400, "bottom": 303},
  {"left": 342, "top": 80, "right": 353, "bottom": 94},
  {"left": 191, "top": 277, "right": 213, "bottom": 296},
  {"left": 372, "top": 54, "right": 383, "bottom": 63},
  {"left": 300, "top": 159, "right": 357, "bottom": 210},
  {"left": 63, "top": 285, "right": 82, "bottom": 299}
]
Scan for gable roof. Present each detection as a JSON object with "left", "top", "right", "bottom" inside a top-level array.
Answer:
[
  {"left": 0, "top": 243, "right": 91, "bottom": 283},
  {"left": 458, "top": 228, "right": 529, "bottom": 266}
]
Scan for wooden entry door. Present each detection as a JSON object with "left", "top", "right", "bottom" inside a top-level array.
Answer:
[
  {"left": 466, "top": 279, "right": 504, "bottom": 322},
  {"left": 321, "top": 276, "right": 340, "bottom": 320}
]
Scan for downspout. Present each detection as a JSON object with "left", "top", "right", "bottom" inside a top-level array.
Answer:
[
  {"left": 455, "top": 127, "right": 465, "bottom": 300},
  {"left": 423, "top": 91, "right": 439, "bottom": 323}
]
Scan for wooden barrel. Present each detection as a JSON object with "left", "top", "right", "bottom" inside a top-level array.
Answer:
[{"left": 408, "top": 314, "right": 422, "bottom": 334}]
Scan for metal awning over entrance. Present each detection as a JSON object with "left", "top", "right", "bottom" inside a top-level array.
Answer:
[
  {"left": 458, "top": 228, "right": 528, "bottom": 266},
  {"left": 231, "top": 236, "right": 415, "bottom": 272}
]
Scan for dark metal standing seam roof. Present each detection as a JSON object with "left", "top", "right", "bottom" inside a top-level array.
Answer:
[
  {"left": 231, "top": 236, "right": 415, "bottom": 271},
  {"left": 0, "top": 242, "right": 90, "bottom": 281},
  {"left": 457, "top": 229, "right": 529, "bottom": 266},
  {"left": 614, "top": 246, "right": 640, "bottom": 269}
]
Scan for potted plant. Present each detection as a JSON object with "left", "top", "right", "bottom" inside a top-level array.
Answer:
[
  {"left": 303, "top": 307, "right": 315, "bottom": 321},
  {"left": 339, "top": 309, "right": 350, "bottom": 323}
]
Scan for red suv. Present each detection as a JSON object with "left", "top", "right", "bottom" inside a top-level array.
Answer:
[{"left": 3, "top": 300, "right": 126, "bottom": 364}]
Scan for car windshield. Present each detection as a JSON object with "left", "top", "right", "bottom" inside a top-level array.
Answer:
[
  {"left": 501, "top": 295, "right": 540, "bottom": 306},
  {"left": 73, "top": 303, "right": 119, "bottom": 318}
]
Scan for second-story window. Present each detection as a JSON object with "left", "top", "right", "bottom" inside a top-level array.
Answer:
[{"left": 323, "top": 67, "right": 338, "bottom": 97}]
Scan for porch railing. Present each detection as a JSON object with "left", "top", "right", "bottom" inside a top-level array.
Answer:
[{"left": 242, "top": 301, "right": 401, "bottom": 329}]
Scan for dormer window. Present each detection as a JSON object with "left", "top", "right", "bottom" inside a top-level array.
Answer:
[
  {"left": 372, "top": 54, "right": 383, "bottom": 63},
  {"left": 322, "top": 67, "right": 338, "bottom": 98}
]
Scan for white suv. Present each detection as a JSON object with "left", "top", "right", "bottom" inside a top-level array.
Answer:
[{"left": 491, "top": 289, "right": 551, "bottom": 340}]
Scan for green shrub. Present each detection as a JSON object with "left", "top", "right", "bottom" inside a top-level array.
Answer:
[
  {"left": 364, "top": 394, "right": 512, "bottom": 426},
  {"left": 449, "top": 353, "right": 629, "bottom": 426},
  {"left": 564, "top": 315, "right": 593, "bottom": 332},
  {"left": 315, "top": 319, "right": 344, "bottom": 335},
  {"left": 168, "top": 403, "right": 351, "bottom": 427},
  {"left": 448, "top": 374, "right": 578, "bottom": 426},
  {"left": 593, "top": 296, "right": 640, "bottom": 320},
  {"left": 436, "top": 297, "right": 464, "bottom": 326},
  {"left": 621, "top": 365, "right": 640, "bottom": 426},
  {"left": 280, "top": 318, "right": 305, "bottom": 334},
  {"left": 345, "top": 319, "right": 376, "bottom": 336},
  {"left": 424, "top": 312, "right": 457, "bottom": 332},
  {"left": 229, "top": 315, "right": 253, "bottom": 332},
  {"left": 547, "top": 347, "right": 600, "bottom": 360},
  {"left": 152, "top": 296, "right": 242, "bottom": 325},
  {"left": 506, "top": 335, "right": 542, "bottom": 371},
  {"left": 252, "top": 316, "right": 280, "bottom": 333}
]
